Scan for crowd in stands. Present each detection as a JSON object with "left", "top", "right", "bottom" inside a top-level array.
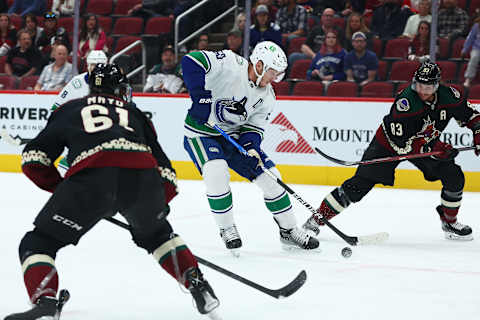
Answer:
[{"left": 0, "top": 0, "right": 480, "bottom": 99}]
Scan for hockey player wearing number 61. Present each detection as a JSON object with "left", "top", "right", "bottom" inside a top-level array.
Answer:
[
  {"left": 182, "top": 41, "right": 319, "bottom": 254},
  {"left": 4, "top": 64, "right": 220, "bottom": 320},
  {"left": 303, "top": 61, "right": 480, "bottom": 241}
]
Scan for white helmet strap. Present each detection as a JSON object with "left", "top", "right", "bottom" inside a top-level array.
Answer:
[{"left": 253, "top": 61, "right": 266, "bottom": 86}]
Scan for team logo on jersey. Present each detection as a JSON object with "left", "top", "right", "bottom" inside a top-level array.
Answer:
[
  {"left": 214, "top": 97, "right": 248, "bottom": 124},
  {"left": 72, "top": 79, "right": 82, "bottom": 89},
  {"left": 396, "top": 98, "right": 410, "bottom": 112},
  {"left": 208, "top": 147, "right": 219, "bottom": 153},
  {"left": 450, "top": 86, "right": 460, "bottom": 99},
  {"left": 263, "top": 113, "right": 315, "bottom": 154},
  {"left": 417, "top": 116, "right": 440, "bottom": 143},
  {"left": 235, "top": 54, "right": 244, "bottom": 65},
  {"left": 215, "top": 51, "right": 226, "bottom": 59}
]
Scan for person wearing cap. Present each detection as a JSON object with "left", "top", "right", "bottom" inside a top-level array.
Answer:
[
  {"left": 144, "top": 45, "right": 184, "bottom": 93},
  {"left": 225, "top": 28, "right": 244, "bottom": 56},
  {"left": 37, "top": 11, "right": 71, "bottom": 57},
  {"left": 8, "top": 0, "right": 45, "bottom": 16},
  {"left": 344, "top": 31, "right": 378, "bottom": 86},
  {"left": 250, "top": 4, "right": 282, "bottom": 49}
]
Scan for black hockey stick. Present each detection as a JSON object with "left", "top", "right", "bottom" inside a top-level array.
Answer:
[
  {"left": 209, "top": 123, "right": 388, "bottom": 246},
  {"left": 103, "top": 216, "right": 307, "bottom": 299},
  {"left": 315, "top": 146, "right": 476, "bottom": 166}
]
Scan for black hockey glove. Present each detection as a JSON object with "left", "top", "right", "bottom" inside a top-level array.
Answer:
[
  {"left": 158, "top": 166, "right": 178, "bottom": 204},
  {"left": 225, "top": 97, "right": 247, "bottom": 120}
]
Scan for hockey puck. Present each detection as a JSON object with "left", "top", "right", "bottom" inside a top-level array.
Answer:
[{"left": 341, "top": 247, "right": 352, "bottom": 258}]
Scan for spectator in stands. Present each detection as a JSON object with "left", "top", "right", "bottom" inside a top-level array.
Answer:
[
  {"left": 37, "top": 11, "right": 71, "bottom": 57},
  {"left": 5, "top": 29, "right": 43, "bottom": 79},
  {"left": 437, "top": 0, "right": 469, "bottom": 40},
  {"left": 0, "top": 14, "right": 17, "bottom": 57},
  {"left": 128, "top": 0, "right": 175, "bottom": 18},
  {"left": 78, "top": 14, "right": 108, "bottom": 60},
  {"left": 251, "top": 0, "right": 278, "bottom": 24},
  {"left": 402, "top": 0, "right": 431, "bottom": 39},
  {"left": 461, "top": 17, "right": 480, "bottom": 88},
  {"left": 22, "top": 13, "right": 43, "bottom": 45},
  {"left": 144, "top": 45, "right": 184, "bottom": 94},
  {"left": 288, "top": 8, "right": 343, "bottom": 71},
  {"left": 275, "top": 0, "right": 307, "bottom": 41},
  {"left": 344, "top": 12, "right": 372, "bottom": 51},
  {"left": 371, "top": 0, "right": 412, "bottom": 40},
  {"left": 250, "top": 5, "right": 282, "bottom": 49},
  {"left": 190, "top": 33, "right": 209, "bottom": 52},
  {"left": 344, "top": 31, "right": 378, "bottom": 86},
  {"left": 34, "top": 44, "right": 72, "bottom": 90},
  {"left": 408, "top": 21, "right": 433, "bottom": 63},
  {"left": 304, "top": 0, "right": 351, "bottom": 19},
  {"left": 8, "top": 0, "right": 46, "bottom": 16},
  {"left": 307, "top": 30, "right": 346, "bottom": 81},
  {"left": 233, "top": 12, "right": 247, "bottom": 34},
  {"left": 51, "top": 0, "right": 74, "bottom": 17},
  {"left": 225, "top": 28, "right": 244, "bottom": 56}
]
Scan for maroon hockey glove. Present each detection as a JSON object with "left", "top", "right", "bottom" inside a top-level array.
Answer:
[
  {"left": 158, "top": 167, "right": 178, "bottom": 204},
  {"left": 473, "top": 128, "right": 480, "bottom": 156},
  {"left": 431, "top": 141, "right": 458, "bottom": 161},
  {"left": 410, "top": 137, "right": 429, "bottom": 154}
]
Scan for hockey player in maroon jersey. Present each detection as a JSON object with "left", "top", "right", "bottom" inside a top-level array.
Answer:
[
  {"left": 4, "top": 64, "right": 219, "bottom": 320},
  {"left": 304, "top": 61, "right": 480, "bottom": 241}
]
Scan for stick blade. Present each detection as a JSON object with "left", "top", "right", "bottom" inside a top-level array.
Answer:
[
  {"left": 271, "top": 270, "right": 307, "bottom": 299},
  {"left": 356, "top": 232, "right": 389, "bottom": 245}
]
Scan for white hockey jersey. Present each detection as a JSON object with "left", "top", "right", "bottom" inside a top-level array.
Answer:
[
  {"left": 183, "top": 50, "right": 276, "bottom": 140},
  {"left": 52, "top": 72, "right": 90, "bottom": 110}
]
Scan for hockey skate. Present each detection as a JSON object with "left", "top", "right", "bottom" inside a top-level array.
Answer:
[
  {"left": 219, "top": 225, "right": 242, "bottom": 257},
  {"left": 5, "top": 290, "right": 69, "bottom": 320},
  {"left": 437, "top": 206, "right": 473, "bottom": 241},
  {"left": 302, "top": 214, "right": 321, "bottom": 236},
  {"left": 185, "top": 267, "right": 220, "bottom": 316},
  {"left": 279, "top": 226, "right": 320, "bottom": 250}
]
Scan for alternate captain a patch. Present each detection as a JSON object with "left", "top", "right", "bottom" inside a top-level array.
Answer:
[{"left": 396, "top": 98, "right": 410, "bottom": 112}]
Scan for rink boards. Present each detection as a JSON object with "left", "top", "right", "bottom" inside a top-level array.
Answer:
[{"left": 0, "top": 91, "right": 479, "bottom": 191}]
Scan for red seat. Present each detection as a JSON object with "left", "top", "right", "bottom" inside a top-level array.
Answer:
[
  {"left": 396, "top": 82, "right": 411, "bottom": 95},
  {"left": 292, "top": 81, "right": 324, "bottom": 96},
  {"left": 371, "top": 37, "right": 383, "bottom": 58},
  {"left": 383, "top": 38, "right": 410, "bottom": 59},
  {"left": 287, "top": 37, "right": 306, "bottom": 55},
  {"left": 271, "top": 81, "right": 290, "bottom": 96},
  {"left": 468, "top": 84, "right": 480, "bottom": 99},
  {"left": 114, "top": 0, "right": 142, "bottom": 15},
  {"left": 438, "top": 38, "right": 450, "bottom": 60},
  {"left": 114, "top": 36, "right": 142, "bottom": 54},
  {"left": 57, "top": 17, "right": 74, "bottom": 34},
  {"left": 436, "top": 61, "right": 457, "bottom": 83},
  {"left": 450, "top": 38, "right": 467, "bottom": 59},
  {"left": 0, "top": 56, "right": 7, "bottom": 73},
  {"left": 112, "top": 17, "right": 144, "bottom": 35},
  {"left": 361, "top": 81, "right": 393, "bottom": 98},
  {"left": 98, "top": 16, "right": 112, "bottom": 34},
  {"left": 106, "top": 36, "right": 114, "bottom": 52},
  {"left": 326, "top": 81, "right": 358, "bottom": 97},
  {"left": 289, "top": 59, "right": 311, "bottom": 80},
  {"left": 333, "top": 17, "right": 345, "bottom": 30},
  {"left": 0, "top": 75, "right": 16, "bottom": 90},
  {"left": 144, "top": 17, "right": 173, "bottom": 35},
  {"left": 469, "top": 0, "right": 480, "bottom": 16},
  {"left": 377, "top": 60, "right": 388, "bottom": 81},
  {"left": 86, "top": 0, "right": 113, "bottom": 15},
  {"left": 307, "top": 17, "right": 316, "bottom": 30},
  {"left": 19, "top": 76, "right": 39, "bottom": 90},
  {"left": 389, "top": 60, "right": 420, "bottom": 82}
]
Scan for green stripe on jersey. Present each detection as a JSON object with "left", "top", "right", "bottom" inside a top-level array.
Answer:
[
  {"left": 208, "top": 191, "right": 233, "bottom": 212},
  {"left": 265, "top": 192, "right": 291, "bottom": 214},
  {"left": 185, "top": 115, "right": 219, "bottom": 135},
  {"left": 186, "top": 51, "right": 210, "bottom": 72}
]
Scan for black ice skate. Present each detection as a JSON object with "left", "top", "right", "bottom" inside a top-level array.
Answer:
[
  {"left": 437, "top": 206, "right": 473, "bottom": 241},
  {"left": 5, "top": 290, "right": 70, "bottom": 320},
  {"left": 280, "top": 226, "right": 320, "bottom": 250},
  {"left": 302, "top": 215, "right": 321, "bottom": 236},
  {"left": 219, "top": 225, "right": 242, "bottom": 256},
  {"left": 185, "top": 267, "right": 220, "bottom": 315}
]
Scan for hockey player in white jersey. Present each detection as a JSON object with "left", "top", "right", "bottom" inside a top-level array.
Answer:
[
  {"left": 52, "top": 50, "right": 108, "bottom": 110},
  {"left": 182, "top": 41, "right": 319, "bottom": 254}
]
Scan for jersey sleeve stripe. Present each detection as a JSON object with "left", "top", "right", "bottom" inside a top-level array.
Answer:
[{"left": 185, "top": 51, "right": 211, "bottom": 73}]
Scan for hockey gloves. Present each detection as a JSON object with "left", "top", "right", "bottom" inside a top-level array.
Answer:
[
  {"left": 158, "top": 166, "right": 179, "bottom": 204},
  {"left": 430, "top": 141, "right": 458, "bottom": 161},
  {"left": 187, "top": 90, "right": 212, "bottom": 125},
  {"left": 473, "top": 128, "right": 480, "bottom": 156},
  {"left": 239, "top": 132, "right": 264, "bottom": 170}
]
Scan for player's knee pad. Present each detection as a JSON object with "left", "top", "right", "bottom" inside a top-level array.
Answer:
[
  {"left": 202, "top": 159, "right": 230, "bottom": 194},
  {"left": 440, "top": 164, "right": 465, "bottom": 192},
  {"left": 254, "top": 167, "right": 284, "bottom": 198},
  {"left": 132, "top": 219, "right": 174, "bottom": 253},
  {"left": 19, "top": 228, "right": 67, "bottom": 263},
  {"left": 341, "top": 176, "right": 375, "bottom": 203}
]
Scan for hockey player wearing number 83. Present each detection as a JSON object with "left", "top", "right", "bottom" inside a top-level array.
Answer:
[
  {"left": 4, "top": 64, "right": 220, "bottom": 320},
  {"left": 182, "top": 41, "right": 319, "bottom": 254},
  {"left": 304, "top": 61, "right": 480, "bottom": 241}
]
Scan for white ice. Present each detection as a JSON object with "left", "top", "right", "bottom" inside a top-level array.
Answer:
[{"left": 1, "top": 172, "right": 479, "bottom": 319}]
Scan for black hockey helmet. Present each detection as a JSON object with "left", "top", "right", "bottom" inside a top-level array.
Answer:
[
  {"left": 412, "top": 60, "right": 441, "bottom": 94},
  {"left": 89, "top": 63, "right": 132, "bottom": 102}
]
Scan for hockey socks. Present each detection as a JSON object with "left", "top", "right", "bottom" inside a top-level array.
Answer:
[
  {"left": 153, "top": 236, "right": 198, "bottom": 288},
  {"left": 316, "top": 187, "right": 351, "bottom": 225},
  {"left": 438, "top": 188, "right": 462, "bottom": 223},
  {"left": 21, "top": 254, "right": 58, "bottom": 303}
]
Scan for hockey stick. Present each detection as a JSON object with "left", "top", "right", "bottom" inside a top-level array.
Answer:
[
  {"left": 0, "top": 130, "right": 21, "bottom": 146},
  {"left": 103, "top": 216, "right": 307, "bottom": 299},
  {"left": 315, "top": 146, "right": 476, "bottom": 166},
  {"left": 209, "top": 123, "right": 388, "bottom": 246}
]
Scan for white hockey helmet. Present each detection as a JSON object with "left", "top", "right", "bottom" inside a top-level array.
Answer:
[
  {"left": 86, "top": 50, "right": 108, "bottom": 73},
  {"left": 249, "top": 41, "right": 287, "bottom": 86}
]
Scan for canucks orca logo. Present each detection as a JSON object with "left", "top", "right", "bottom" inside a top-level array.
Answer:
[{"left": 215, "top": 96, "right": 248, "bottom": 124}]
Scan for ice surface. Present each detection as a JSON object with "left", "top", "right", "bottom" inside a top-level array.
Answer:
[{"left": 1, "top": 172, "right": 479, "bottom": 319}]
